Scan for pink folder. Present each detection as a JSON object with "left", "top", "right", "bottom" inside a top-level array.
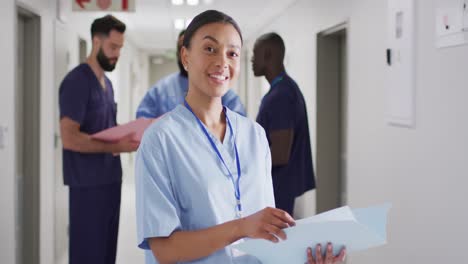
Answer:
[{"left": 91, "top": 117, "right": 158, "bottom": 143}]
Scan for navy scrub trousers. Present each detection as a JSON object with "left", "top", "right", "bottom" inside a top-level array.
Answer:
[{"left": 69, "top": 182, "right": 121, "bottom": 264}]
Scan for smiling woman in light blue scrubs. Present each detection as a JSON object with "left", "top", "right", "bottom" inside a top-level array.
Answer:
[{"left": 135, "top": 10, "right": 345, "bottom": 264}]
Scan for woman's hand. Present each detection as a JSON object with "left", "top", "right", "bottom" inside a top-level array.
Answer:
[
  {"left": 238, "top": 207, "right": 295, "bottom": 243},
  {"left": 306, "top": 243, "right": 346, "bottom": 264}
]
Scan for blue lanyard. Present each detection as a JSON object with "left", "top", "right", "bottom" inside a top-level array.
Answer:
[{"left": 183, "top": 100, "right": 243, "bottom": 218}]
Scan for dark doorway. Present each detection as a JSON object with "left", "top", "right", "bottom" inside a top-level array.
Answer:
[
  {"left": 316, "top": 23, "right": 348, "bottom": 213},
  {"left": 16, "top": 7, "right": 41, "bottom": 264}
]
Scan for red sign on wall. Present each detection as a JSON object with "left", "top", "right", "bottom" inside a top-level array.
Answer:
[{"left": 73, "top": 0, "right": 135, "bottom": 12}]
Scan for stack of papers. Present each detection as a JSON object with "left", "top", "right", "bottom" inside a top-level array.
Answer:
[
  {"left": 232, "top": 204, "right": 391, "bottom": 264},
  {"left": 91, "top": 117, "right": 157, "bottom": 143}
]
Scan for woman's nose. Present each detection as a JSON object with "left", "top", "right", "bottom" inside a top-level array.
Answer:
[{"left": 215, "top": 53, "right": 228, "bottom": 69}]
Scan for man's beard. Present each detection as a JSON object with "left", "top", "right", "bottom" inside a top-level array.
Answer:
[{"left": 97, "top": 48, "right": 117, "bottom": 72}]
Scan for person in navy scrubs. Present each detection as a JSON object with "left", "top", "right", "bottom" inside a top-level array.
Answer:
[
  {"left": 252, "top": 32, "right": 316, "bottom": 216},
  {"left": 59, "top": 15, "right": 139, "bottom": 264}
]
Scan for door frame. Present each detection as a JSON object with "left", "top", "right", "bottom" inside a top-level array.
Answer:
[
  {"left": 15, "top": 6, "right": 41, "bottom": 264},
  {"left": 316, "top": 21, "right": 349, "bottom": 213}
]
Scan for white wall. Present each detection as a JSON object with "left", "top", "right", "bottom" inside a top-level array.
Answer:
[
  {"left": 347, "top": 0, "right": 468, "bottom": 263},
  {"left": 240, "top": 48, "right": 269, "bottom": 118},
  {"left": 0, "top": 0, "right": 17, "bottom": 263},
  {"left": 245, "top": 0, "right": 468, "bottom": 263}
]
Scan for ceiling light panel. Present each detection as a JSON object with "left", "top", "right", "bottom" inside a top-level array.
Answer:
[
  {"left": 171, "top": 0, "right": 184, "bottom": 6},
  {"left": 187, "top": 0, "right": 199, "bottom": 6}
]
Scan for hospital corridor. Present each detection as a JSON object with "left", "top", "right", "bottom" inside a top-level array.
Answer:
[{"left": 1, "top": 0, "right": 468, "bottom": 263}]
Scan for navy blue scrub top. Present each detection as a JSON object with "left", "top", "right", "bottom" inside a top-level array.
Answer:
[
  {"left": 59, "top": 63, "right": 122, "bottom": 187},
  {"left": 256, "top": 73, "right": 315, "bottom": 198}
]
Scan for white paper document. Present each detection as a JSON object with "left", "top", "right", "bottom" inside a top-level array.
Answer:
[{"left": 232, "top": 204, "right": 391, "bottom": 264}]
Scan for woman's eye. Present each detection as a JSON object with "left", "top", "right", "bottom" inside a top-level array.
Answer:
[
  {"left": 205, "top": 47, "right": 215, "bottom": 53},
  {"left": 229, "top": 52, "right": 239, "bottom": 57}
]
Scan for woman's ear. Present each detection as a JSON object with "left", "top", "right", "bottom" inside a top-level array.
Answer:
[{"left": 180, "top": 46, "right": 189, "bottom": 71}]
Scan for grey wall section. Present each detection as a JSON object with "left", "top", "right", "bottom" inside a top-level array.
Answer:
[
  {"left": 148, "top": 58, "right": 178, "bottom": 87},
  {"left": 247, "top": 0, "right": 468, "bottom": 262}
]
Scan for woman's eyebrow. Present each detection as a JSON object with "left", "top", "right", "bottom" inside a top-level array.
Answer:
[
  {"left": 229, "top": 44, "right": 241, "bottom": 50},
  {"left": 203, "top": 35, "right": 219, "bottom": 43},
  {"left": 203, "top": 35, "right": 241, "bottom": 50}
]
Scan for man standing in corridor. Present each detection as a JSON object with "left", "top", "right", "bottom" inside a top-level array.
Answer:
[
  {"left": 59, "top": 15, "right": 138, "bottom": 264},
  {"left": 252, "top": 32, "right": 316, "bottom": 216}
]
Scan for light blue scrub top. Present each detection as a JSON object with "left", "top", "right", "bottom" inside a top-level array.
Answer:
[
  {"left": 136, "top": 72, "right": 246, "bottom": 118},
  {"left": 135, "top": 104, "right": 275, "bottom": 264}
]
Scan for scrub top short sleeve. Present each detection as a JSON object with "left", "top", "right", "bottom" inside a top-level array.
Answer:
[
  {"left": 257, "top": 94, "right": 295, "bottom": 144},
  {"left": 59, "top": 71, "right": 90, "bottom": 125},
  {"left": 136, "top": 91, "right": 161, "bottom": 119},
  {"left": 136, "top": 129, "right": 182, "bottom": 250}
]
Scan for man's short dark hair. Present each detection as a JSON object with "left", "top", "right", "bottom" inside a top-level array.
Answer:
[
  {"left": 91, "top": 15, "right": 126, "bottom": 38},
  {"left": 258, "top": 32, "right": 285, "bottom": 62}
]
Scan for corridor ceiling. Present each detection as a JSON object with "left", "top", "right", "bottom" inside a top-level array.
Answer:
[{"left": 66, "top": 0, "right": 298, "bottom": 55}]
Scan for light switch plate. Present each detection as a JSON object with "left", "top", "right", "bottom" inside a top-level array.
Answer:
[
  {"left": 436, "top": 8, "right": 463, "bottom": 37},
  {"left": 435, "top": 0, "right": 468, "bottom": 48}
]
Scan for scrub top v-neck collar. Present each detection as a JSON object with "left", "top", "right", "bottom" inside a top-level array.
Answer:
[
  {"left": 179, "top": 103, "right": 234, "bottom": 147},
  {"left": 84, "top": 63, "right": 109, "bottom": 92}
]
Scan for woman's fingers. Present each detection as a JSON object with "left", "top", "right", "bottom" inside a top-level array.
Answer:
[
  {"left": 333, "top": 247, "right": 346, "bottom": 263},
  {"left": 260, "top": 232, "right": 279, "bottom": 243},
  {"left": 269, "top": 216, "right": 290, "bottom": 229},
  {"left": 305, "top": 244, "right": 345, "bottom": 264},
  {"left": 248, "top": 207, "right": 295, "bottom": 242},
  {"left": 325, "top": 243, "right": 334, "bottom": 262},
  {"left": 270, "top": 208, "right": 296, "bottom": 226},
  {"left": 306, "top": 247, "right": 315, "bottom": 264},
  {"left": 264, "top": 224, "right": 287, "bottom": 240},
  {"left": 315, "top": 244, "right": 323, "bottom": 263}
]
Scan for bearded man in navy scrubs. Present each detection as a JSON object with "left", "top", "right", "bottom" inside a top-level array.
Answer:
[
  {"left": 59, "top": 15, "right": 138, "bottom": 264},
  {"left": 252, "top": 32, "right": 316, "bottom": 216}
]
